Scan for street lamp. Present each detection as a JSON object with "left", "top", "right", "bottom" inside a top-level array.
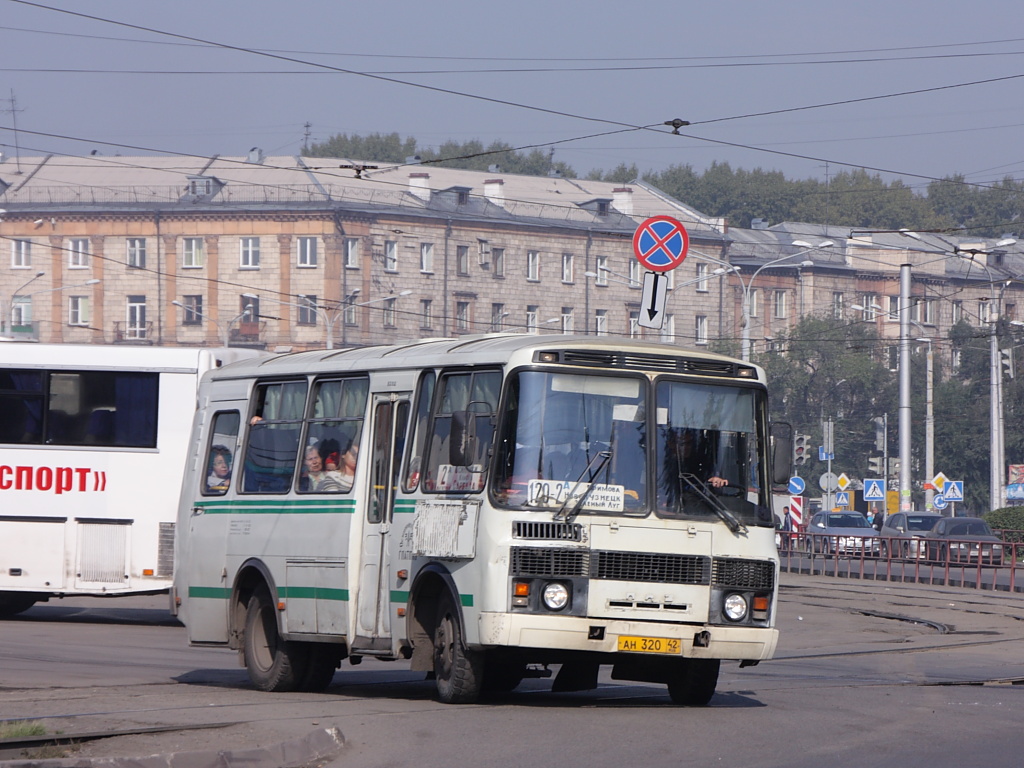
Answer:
[
  {"left": 4, "top": 270, "right": 44, "bottom": 334},
  {"left": 172, "top": 300, "right": 252, "bottom": 347}
]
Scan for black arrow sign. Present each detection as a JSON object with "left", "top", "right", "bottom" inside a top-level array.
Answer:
[{"left": 647, "top": 271, "right": 662, "bottom": 320}]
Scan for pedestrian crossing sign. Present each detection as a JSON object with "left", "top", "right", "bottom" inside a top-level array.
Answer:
[
  {"left": 944, "top": 480, "right": 964, "bottom": 502},
  {"left": 864, "top": 479, "right": 886, "bottom": 501}
]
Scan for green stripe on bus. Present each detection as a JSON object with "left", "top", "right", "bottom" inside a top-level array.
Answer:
[
  {"left": 461, "top": 594, "right": 474, "bottom": 607},
  {"left": 196, "top": 499, "right": 357, "bottom": 514},
  {"left": 393, "top": 499, "right": 417, "bottom": 513},
  {"left": 280, "top": 586, "right": 350, "bottom": 601},
  {"left": 188, "top": 586, "right": 231, "bottom": 599},
  {"left": 390, "top": 590, "right": 409, "bottom": 603}
]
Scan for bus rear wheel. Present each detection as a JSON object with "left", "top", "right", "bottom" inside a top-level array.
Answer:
[
  {"left": 667, "top": 659, "right": 720, "bottom": 706},
  {"left": 432, "top": 592, "right": 483, "bottom": 703},
  {"left": 243, "top": 586, "right": 305, "bottom": 692}
]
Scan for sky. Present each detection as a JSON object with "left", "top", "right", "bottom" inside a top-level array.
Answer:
[{"left": 2, "top": 0, "right": 1024, "bottom": 195}]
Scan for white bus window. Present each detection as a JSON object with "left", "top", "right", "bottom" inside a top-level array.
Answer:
[
  {"left": 424, "top": 370, "right": 500, "bottom": 493},
  {"left": 402, "top": 371, "right": 435, "bottom": 491},
  {"left": 0, "top": 368, "right": 158, "bottom": 448},
  {"left": 242, "top": 380, "right": 307, "bottom": 494},
  {"left": 299, "top": 377, "right": 368, "bottom": 494},
  {"left": 203, "top": 412, "right": 240, "bottom": 496}
]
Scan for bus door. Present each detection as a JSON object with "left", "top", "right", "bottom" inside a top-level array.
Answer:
[{"left": 353, "top": 392, "right": 410, "bottom": 651}]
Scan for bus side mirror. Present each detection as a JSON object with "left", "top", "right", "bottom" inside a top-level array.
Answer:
[
  {"left": 770, "top": 421, "right": 793, "bottom": 486},
  {"left": 450, "top": 411, "right": 476, "bottom": 467}
]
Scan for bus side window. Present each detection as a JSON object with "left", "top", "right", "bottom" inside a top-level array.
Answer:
[
  {"left": 242, "top": 380, "right": 307, "bottom": 494},
  {"left": 402, "top": 371, "right": 435, "bottom": 491},
  {"left": 202, "top": 411, "right": 240, "bottom": 496}
]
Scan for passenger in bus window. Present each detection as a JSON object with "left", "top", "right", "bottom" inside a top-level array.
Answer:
[
  {"left": 337, "top": 437, "right": 359, "bottom": 490},
  {"left": 206, "top": 445, "right": 233, "bottom": 494},
  {"left": 300, "top": 443, "right": 327, "bottom": 491}
]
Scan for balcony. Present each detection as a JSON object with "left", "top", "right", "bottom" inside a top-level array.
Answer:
[
  {"left": 112, "top": 321, "right": 154, "bottom": 345},
  {"left": 228, "top": 320, "right": 267, "bottom": 349}
]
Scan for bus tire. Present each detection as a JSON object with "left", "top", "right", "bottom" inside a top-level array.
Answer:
[
  {"left": 667, "top": 658, "right": 720, "bottom": 706},
  {"left": 298, "top": 643, "right": 340, "bottom": 693},
  {"left": 0, "top": 592, "right": 38, "bottom": 618},
  {"left": 432, "top": 591, "right": 483, "bottom": 704},
  {"left": 243, "top": 586, "right": 305, "bottom": 692}
]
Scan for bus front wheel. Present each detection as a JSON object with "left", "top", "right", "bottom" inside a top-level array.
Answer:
[
  {"left": 243, "top": 586, "right": 305, "bottom": 692},
  {"left": 432, "top": 592, "right": 483, "bottom": 703},
  {"left": 667, "top": 658, "right": 720, "bottom": 706}
]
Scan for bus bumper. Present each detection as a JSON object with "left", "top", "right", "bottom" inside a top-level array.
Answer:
[{"left": 477, "top": 612, "right": 778, "bottom": 661}]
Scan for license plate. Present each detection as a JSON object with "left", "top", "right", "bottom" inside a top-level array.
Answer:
[{"left": 617, "top": 635, "right": 681, "bottom": 654}]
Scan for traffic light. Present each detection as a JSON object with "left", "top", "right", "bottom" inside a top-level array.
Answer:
[
  {"left": 1001, "top": 347, "right": 1014, "bottom": 379},
  {"left": 793, "top": 433, "right": 808, "bottom": 466},
  {"left": 867, "top": 455, "right": 884, "bottom": 475}
]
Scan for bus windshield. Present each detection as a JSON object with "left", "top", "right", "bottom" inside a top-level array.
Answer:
[
  {"left": 493, "top": 371, "right": 647, "bottom": 515},
  {"left": 654, "top": 379, "right": 770, "bottom": 525}
]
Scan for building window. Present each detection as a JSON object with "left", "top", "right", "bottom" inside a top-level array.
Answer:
[
  {"left": 526, "top": 305, "right": 539, "bottom": 334},
  {"left": 979, "top": 300, "right": 991, "bottom": 324},
  {"left": 12, "top": 239, "right": 32, "bottom": 268},
  {"left": 183, "top": 237, "right": 204, "bottom": 268},
  {"left": 749, "top": 288, "right": 758, "bottom": 318},
  {"left": 297, "top": 236, "right": 317, "bottom": 268},
  {"left": 297, "top": 294, "right": 317, "bottom": 326},
  {"left": 885, "top": 295, "right": 899, "bottom": 322},
  {"left": 773, "top": 290, "right": 787, "bottom": 320},
  {"left": 595, "top": 255, "right": 608, "bottom": 286},
  {"left": 344, "top": 237, "right": 360, "bottom": 269},
  {"left": 126, "top": 295, "right": 147, "bottom": 339},
  {"left": 951, "top": 348, "right": 962, "bottom": 371},
  {"left": 860, "top": 293, "right": 878, "bottom": 320},
  {"left": 629, "top": 310, "right": 641, "bottom": 338},
  {"left": 69, "top": 238, "right": 90, "bottom": 269},
  {"left": 885, "top": 345, "right": 898, "bottom": 371},
  {"left": 127, "top": 238, "right": 147, "bottom": 269},
  {"left": 527, "top": 250, "right": 540, "bottom": 281},
  {"left": 562, "top": 253, "right": 574, "bottom": 283},
  {"left": 951, "top": 300, "right": 963, "bottom": 323},
  {"left": 1006, "top": 303, "right": 1016, "bottom": 322},
  {"left": 915, "top": 298, "right": 936, "bottom": 325},
  {"left": 420, "top": 299, "right": 433, "bottom": 329},
  {"left": 11, "top": 297, "right": 31, "bottom": 329},
  {"left": 832, "top": 292, "right": 844, "bottom": 319},
  {"left": 490, "top": 303, "right": 506, "bottom": 331},
  {"left": 383, "top": 298, "right": 397, "bottom": 328},
  {"left": 344, "top": 303, "right": 358, "bottom": 326},
  {"left": 695, "top": 315, "right": 708, "bottom": 345},
  {"left": 240, "top": 237, "right": 260, "bottom": 269},
  {"left": 182, "top": 295, "right": 203, "bottom": 325},
  {"left": 492, "top": 247, "right": 505, "bottom": 277},
  {"left": 68, "top": 296, "right": 90, "bottom": 327},
  {"left": 456, "top": 245, "right": 469, "bottom": 276},
  {"left": 241, "top": 296, "right": 259, "bottom": 325},
  {"left": 384, "top": 240, "right": 398, "bottom": 272},
  {"left": 661, "top": 314, "right": 675, "bottom": 343},
  {"left": 629, "top": 260, "right": 642, "bottom": 288},
  {"left": 455, "top": 301, "right": 470, "bottom": 331},
  {"left": 696, "top": 263, "right": 710, "bottom": 292},
  {"left": 561, "top": 306, "right": 574, "bottom": 333},
  {"left": 420, "top": 242, "right": 434, "bottom": 273},
  {"left": 595, "top": 309, "right": 608, "bottom": 336}
]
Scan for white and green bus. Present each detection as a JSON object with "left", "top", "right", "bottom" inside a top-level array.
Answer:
[{"left": 172, "top": 335, "right": 791, "bottom": 704}]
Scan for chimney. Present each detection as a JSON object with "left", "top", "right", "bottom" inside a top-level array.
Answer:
[
  {"left": 484, "top": 178, "right": 505, "bottom": 207},
  {"left": 612, "top": 187, "right": 633, "bottom": 216},
  {"left": 247, "top": 147, "right": 265, "bottom": 164},
  {"left": 408, "top": 172, "right": 431, "bottom": 201}
]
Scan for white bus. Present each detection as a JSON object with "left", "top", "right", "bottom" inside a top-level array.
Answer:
[
  {"left": 172, "top": 335, "right": 791, "bottom": 704},
  {"left": 0, "top": 343, "right": 262, "bottom": 617}
]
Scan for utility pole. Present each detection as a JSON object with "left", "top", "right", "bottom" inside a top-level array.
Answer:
[{"left": 2, "top": 89, "right": 25, "bottom": 173}]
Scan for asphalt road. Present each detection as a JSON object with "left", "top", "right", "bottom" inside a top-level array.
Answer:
[{"left": 3, "top": 574, "right": 1024, "bottom": 767}]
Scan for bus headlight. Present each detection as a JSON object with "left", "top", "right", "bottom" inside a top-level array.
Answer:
[
  {"left": 542, "top": 582, "right": 570, "bottom": 611},
  {"left": 723, "top": 593, "right": 748, "bottom": 622}
]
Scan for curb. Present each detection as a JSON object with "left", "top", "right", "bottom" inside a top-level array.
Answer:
[{"left": 0, "top": 726, "right": 345, "bottom": 768}]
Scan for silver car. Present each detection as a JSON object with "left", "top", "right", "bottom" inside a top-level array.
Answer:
[
  {"left": 878, "top": 512, "right": 943, "bottom": 559},
  {"left": 807, "top": 511, "right": 880, "bottom": 556}
]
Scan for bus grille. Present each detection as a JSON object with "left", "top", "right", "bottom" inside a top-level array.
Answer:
[
  {"left": 712, "top": 558, "right": 775, "bottom": 590},
  {"left": 556, "top": 350, "right": 749, "bottom": 378},
  {"left": 593, "top": 551, "right": 710, "bottom": 584},
  {"left": 513, "top": 521, "right": 583, "bottom": 541},
  {"left": 510, "top": 546, "right": 710, "bottom": 585}
]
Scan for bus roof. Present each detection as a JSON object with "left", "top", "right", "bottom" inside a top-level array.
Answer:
[
  {"left": 0, "top": 343, "right": 264, "bottom": 373},
  {"left": 205, "top": 334, "right": 766, "bottom": 383}
]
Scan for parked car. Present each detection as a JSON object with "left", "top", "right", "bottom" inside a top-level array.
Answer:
[
  {"left": 878, "top": 512, "right": 943, "bottom": 559},
  {"left": 807, "top": 511, "right": 880, "bottom": 556},
  {"left": 922, "top": 517, "right": 1004, "bottom": 566}
]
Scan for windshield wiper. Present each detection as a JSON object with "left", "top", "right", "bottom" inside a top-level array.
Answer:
[
  {"left": 554, "top": 450, "right": 612, "bottom": 523},
  {"left": 678, "top": 472, "right": 747, "bottom": 535}
]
